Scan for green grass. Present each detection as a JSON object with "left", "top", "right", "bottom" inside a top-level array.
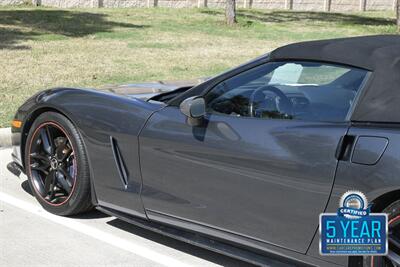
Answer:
[{"left": 0, "top": 6, "right": 397, "bottom": 127}]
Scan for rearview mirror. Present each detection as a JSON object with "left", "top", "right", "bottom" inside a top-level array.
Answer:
[{"left": 180, "top": 96, "right": 205, "bottom": 119}]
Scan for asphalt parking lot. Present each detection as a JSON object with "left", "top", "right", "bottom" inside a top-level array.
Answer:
[{"left": 0, "top": 148, "right": 254, "bottom": 267}]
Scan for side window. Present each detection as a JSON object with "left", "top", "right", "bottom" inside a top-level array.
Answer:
[{"left": 205, "top": 61, "right": 368, "bottom": 122}]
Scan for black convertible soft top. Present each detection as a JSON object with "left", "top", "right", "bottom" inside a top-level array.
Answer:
[{"left": 270, "top": 35, "right": 400, "bottom": 123}]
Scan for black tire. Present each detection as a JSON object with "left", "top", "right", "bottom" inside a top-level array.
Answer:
[
  {"left": 349, "top": 200, "right": 400, "bottom": 267},
  {"left": 24, "top": 111, "right": 93, "bottom": 216}
]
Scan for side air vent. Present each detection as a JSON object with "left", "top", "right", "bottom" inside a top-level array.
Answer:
[{"left": 110, "top": 136, "right": 129, "bottom": 189}]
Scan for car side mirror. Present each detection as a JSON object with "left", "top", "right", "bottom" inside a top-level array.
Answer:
[{"left": 180, "top": 96, "right": 206, "bottom": 126}]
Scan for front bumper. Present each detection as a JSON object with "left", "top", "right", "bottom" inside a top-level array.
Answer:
[{"left": 7, "top": 161, "right": 23, "bottom": 177}]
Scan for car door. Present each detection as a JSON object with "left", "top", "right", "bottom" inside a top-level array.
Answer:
[{"left": 139, "top": 61, "right": 369, "bottom": 253}]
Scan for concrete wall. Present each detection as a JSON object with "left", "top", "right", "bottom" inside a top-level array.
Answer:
[
  {"left": 0, "top": 0, "right": 397, "bottom": 11},
  {"left": 366, "top": 0, "right": 394, "bottom": 10},
  {"left": 292, "top": 0, "right": 323, "bottom": 11},
  {"left": 252, "top": 0, "right": 286, "bottom": 9},
  {"left": 39, "top": 0, "right": 97, "bottom": 8},
  {"left": 0, "top": 0, "right": 24, "bottom": 5},
  {"left": 102, "top": 0, "right": 146, "bottom": 7},
  {"left": 330, "top": 0, "right": 360, "bottom": 11}
]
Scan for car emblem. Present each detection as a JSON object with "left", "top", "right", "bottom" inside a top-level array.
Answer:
[{"left": 50, "top": 158, "right": 58, "bottom": 170}]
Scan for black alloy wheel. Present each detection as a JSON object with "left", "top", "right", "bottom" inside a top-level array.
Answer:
[
  {"left": 351, "top": 200, "right": 400, "bottom": 267},
  {"left": 25, "top": 112, "right": 92, "bottom": 215},
  {"left": 370, "top": 209, "right": 400, "bottom": 267},
  {"left": 28, "top": 122, "right": 76, "bottom": 205}
]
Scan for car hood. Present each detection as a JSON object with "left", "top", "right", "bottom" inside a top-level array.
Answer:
[{"left": 99, "top": 79, "right": 205, "bottom": 100}]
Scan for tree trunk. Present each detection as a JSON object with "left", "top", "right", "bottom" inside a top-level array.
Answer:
[
  {"left": 225, "top": 0, "right": 237, "bottom": 26},
  {"left": 397, "top": 0, "right": 400, "bottom": 32}
]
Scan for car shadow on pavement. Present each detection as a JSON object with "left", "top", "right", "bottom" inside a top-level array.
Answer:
[
  {"left": 21, "top": 180, "right": 33, "bottom": 196},
  {"left": 107, "top": 218, "right": 256, "bottom": 267},
  {"left": 20, "top": 179, "right": 254, "bottom": 265},
  {"left": 72, "top": 210, "right": 110, "bottom": 219},
  {"left": 20, "top": 180, "right": 109, "bottom": 219}
]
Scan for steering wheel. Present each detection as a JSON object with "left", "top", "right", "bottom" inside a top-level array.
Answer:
[{"left": 249, "top": 85, "right": 293, "bottom": 118}]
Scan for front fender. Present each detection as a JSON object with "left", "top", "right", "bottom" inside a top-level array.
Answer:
[
  {"left": 12, "top": 88, "right": 163, "bottom": 168},
  {"left": 13, "top": 87, "right": 165, "bottom": 217}
]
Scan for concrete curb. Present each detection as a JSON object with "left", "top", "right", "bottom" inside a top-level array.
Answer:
[{"left": 0, "top": 128, "right": 11, "bottom": 148}]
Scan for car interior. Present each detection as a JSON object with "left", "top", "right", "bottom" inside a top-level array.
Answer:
[{"left": 206, "top": 62, "right": 368, "bottom": 122}]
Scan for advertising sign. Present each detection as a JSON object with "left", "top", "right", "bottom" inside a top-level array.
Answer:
[{"left": 320, "top": 191, "right": 388, "bottom": 255}]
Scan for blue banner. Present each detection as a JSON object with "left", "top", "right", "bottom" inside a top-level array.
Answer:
[{"left": 320, "top": 214, "right": 387, "bottom": 255}]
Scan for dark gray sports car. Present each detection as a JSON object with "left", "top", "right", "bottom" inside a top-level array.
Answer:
[{"left": 8, "top": 35, "right": 400, "bottom": 267}]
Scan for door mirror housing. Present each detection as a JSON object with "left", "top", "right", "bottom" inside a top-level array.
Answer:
[
  {"left": 180, "top": 96, "right": 206, "bottom": 119},
  {"left": 180, "top": 96, "right": 206, "bottom": 126}
]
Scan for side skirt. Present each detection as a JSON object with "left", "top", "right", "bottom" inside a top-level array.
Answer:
[{"left": 96, "top": 206, "right": 334, "bottom": 267}]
